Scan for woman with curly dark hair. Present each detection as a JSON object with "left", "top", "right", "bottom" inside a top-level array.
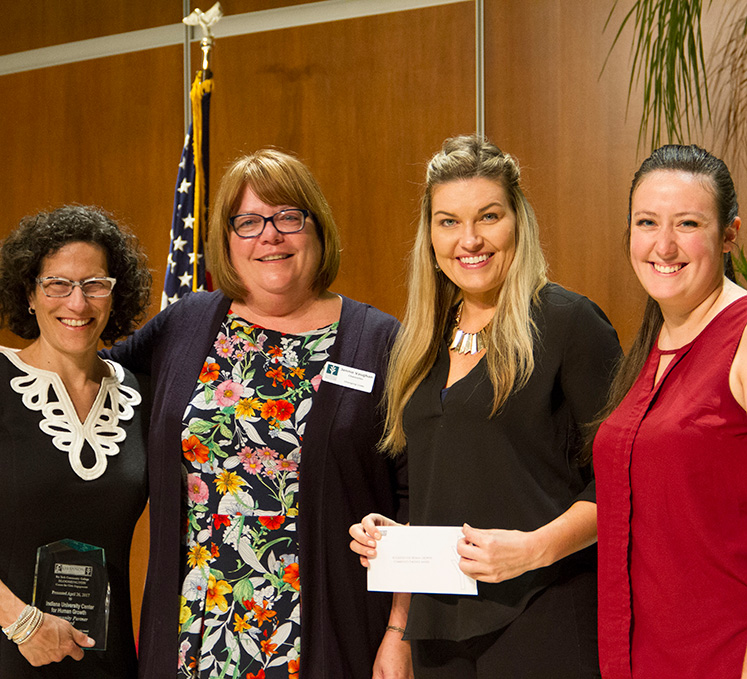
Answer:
[{"left": 0, "top": 205, "right": 151, "bottom": 678}]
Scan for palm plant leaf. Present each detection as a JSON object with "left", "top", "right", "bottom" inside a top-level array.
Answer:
[{"left": 604, "top": 0, "right": 711, "bottom": 150}]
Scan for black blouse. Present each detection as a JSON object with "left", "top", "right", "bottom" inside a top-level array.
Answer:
[{"left": 404, "top": 283, "right": 621, "bottom": 641}]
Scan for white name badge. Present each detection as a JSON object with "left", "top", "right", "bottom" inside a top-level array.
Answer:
[{"left": 321, "top": 361, "right": 376, "bottom": 393}]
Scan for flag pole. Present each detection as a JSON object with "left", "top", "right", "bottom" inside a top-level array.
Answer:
[{"left": 162, "top": 3, "right": 222, "bottom": 308}]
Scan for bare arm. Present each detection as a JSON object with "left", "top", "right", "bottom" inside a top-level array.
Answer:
[
  {"left": 729, "top": 322, "right": 747, "bottom": 412},
  {"left": 458, "top": 500, "right": 597, "bottom": 583},
  {"left": 372, "top": 593, "right": 413, "bottom": 679},
  {"left": 349, "top": 516, "right": 413, "bottom": 678}
]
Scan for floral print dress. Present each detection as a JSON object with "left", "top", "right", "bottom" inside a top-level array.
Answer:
[{"left": 177, "top": 311, "right": 338, "bottom": 679}]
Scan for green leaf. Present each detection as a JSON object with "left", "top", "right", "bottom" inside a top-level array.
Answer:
[
  {"left": 210, "top": 441, "right": 229, "bottom": 458},
  {"left": 603, "top": 0, "right": 711, "bottom": 151},
  {"left": 232, "top": 578, "right": 255, "bottom": 609},
  {"left": 189, "top": 420, "right": 215, "bottom": 434},
  {"left": 732, "top": 246, "right": 747, "bottom": 287},
  {"left": 255, "top": 535, "right": 293, "bottom": 561},
  {"left": 179, "top": 614, "right": 196, "bottom": 634}
]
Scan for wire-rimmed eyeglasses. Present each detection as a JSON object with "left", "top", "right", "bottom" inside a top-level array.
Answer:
[
  {"left": 229, "top": 209, "right": 309, "bottom": 239},
  {"left": 36, "top": 276, "right": 117, "bottom": 298}
]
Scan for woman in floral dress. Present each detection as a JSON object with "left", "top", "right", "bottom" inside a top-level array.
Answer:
[
  {"left": 107, "top": 149, "right": 407, "bottom": 679},
  {"left": 178, "top": 312, "right": 338, "bottom": 676}
]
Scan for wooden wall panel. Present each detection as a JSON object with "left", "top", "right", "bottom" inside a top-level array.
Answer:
[
  {"left": 484, "top": 1, "right": 646, "bottom": 349},
  {"left": 1, "top": 1, "right": 182, "bottom": 55},
  {"left": 197, "top": 3, "right": 475, "bottom": 318},
  {"left": 221, "top": 0, "right": 322, "bottom": 13},
  {"left": 1, "top": 46, "right": 184, "bottom": 348}
]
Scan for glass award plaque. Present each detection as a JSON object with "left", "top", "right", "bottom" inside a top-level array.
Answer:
[{"left": 33, "top": 539, "right": 110, "bottom": 651}]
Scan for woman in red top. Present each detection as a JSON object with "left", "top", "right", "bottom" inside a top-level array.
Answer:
[{"left": 594, "top": 144, "right": 747, "bottom": 678}]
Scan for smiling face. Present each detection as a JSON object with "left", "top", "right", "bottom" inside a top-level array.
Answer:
[
  {"left": 28, "top": 241, "right": 112, "bottom": 362},
  {"left": 630, "top": 169, "right": 739, "bottom": 315},
  {"left": 228, "top": 185, "right": 323, "bottom": 304},
  {"left": 430, "top": 177, "right": 517, "bottom": 306}
]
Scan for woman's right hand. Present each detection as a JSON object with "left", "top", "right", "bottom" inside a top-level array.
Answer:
[
  {"left": 349, "top": 513, "right": 400, "bottom": 567},
  {"left": 18, "top": 613, "right": 94, "bottom": 666}
]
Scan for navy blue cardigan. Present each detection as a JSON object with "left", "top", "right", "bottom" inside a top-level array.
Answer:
[{"left": 106, "top": 291, "right": 407, "bottom": 679}]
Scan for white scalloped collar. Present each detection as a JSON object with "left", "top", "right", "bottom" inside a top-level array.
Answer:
[{"left": 1, "top": 347, "right": 142, "bottom": 481}]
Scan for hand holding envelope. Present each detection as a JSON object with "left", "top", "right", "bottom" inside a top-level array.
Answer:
[{"left": 349, "top": 516, "right": 477, "bottom": 595}]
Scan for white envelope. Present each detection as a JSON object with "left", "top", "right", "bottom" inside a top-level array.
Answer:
[{"left": 366, "top": 525, "right": 478, "bottom": 595}]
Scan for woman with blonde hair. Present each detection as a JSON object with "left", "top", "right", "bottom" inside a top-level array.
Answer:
[
  {"left": 107, "top": 149, "right": 406, "bottom": 679},
  {"left": 351, "top": 135, "right": 620, "bottom": 678}
]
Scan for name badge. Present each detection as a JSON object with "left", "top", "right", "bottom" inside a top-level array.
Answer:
[{"left": 321, "top": 362, "right": 376, "bottom": 393}]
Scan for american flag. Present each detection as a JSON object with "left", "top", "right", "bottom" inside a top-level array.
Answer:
[{"left": 162, "top": 74, "right": 212, "bottom": 308}]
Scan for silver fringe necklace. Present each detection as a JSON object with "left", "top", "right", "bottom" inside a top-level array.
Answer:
[{"left": 449, "top": 301, "right": 489, "bottom": 355}]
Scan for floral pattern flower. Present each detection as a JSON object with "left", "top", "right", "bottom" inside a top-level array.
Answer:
[
  {"left": 186, "top": 474, "right": 209, "bottom": 504},
  {"left": 205, "top": 573, "right": 232, "bottom": 612},
  {"left": 182, "top": 435, "right": 209, "bottom": 464},
  {"left": 199, "top": 362, "right": 220, "bottom": 383},
  {"left": 215, "top": 379, "right": 243, "bottom": 407},
  {"left": 177, "top": 312, "right": 337, "bottom": 678}
]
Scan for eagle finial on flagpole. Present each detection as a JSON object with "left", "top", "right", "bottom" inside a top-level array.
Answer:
[{"left": 183, "top": 2, "right": 223, "bottom": 79}]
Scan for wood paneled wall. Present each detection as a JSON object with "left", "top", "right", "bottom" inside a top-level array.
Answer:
[
  {"left": 484, "top": 0, "right": 648, "bottom": 340},
  {"left": 3, "top": 0, "right": 740, "bottom": 640}
]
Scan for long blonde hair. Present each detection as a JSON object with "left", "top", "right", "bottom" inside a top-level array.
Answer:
[{"left": 381, "top": 135, "right": 548, "bottom": 454}]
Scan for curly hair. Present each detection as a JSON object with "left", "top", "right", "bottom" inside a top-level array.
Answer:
[{"left": 0, "top": 205, "right": 152, "bottom": 344}]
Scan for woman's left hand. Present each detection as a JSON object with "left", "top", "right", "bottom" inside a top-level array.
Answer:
[
  {"left": 456, "top": 523, "right": 545, "bottom": 583},
  {"left": 457, "top": 502, "right": 598, "bottom": 583}
]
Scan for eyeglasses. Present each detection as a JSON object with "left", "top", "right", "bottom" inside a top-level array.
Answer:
[
  {"left": 229, "top": 208, "right": 309, "bottom": 239},
  {"left": 36, "top": 276, "right": 117, "bottom": 298}
]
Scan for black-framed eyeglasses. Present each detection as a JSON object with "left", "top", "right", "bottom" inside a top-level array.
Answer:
[
  {"left": 36, "top": 276, "right": 117, "bottom": 298},
  {"left": 229, "top": 208, "right": 310, "bottom": 239}
]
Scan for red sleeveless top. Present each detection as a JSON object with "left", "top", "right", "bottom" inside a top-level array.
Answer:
[{"left": 595, "top": 296, "right": 747, "bottom": 679}]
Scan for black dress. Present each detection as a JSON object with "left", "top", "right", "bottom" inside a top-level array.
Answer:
[
  {"left": 0, "top": 349, "right": 148, "bottom": 678},
  {"left": 404, "top": 284, "right": 620, "bottom": 676}
]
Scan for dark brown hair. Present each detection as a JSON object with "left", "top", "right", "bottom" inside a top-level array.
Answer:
[
  {"left": 588, "top": 144, "right": 739, "bottom": 454},
  {"left": 0, "top": 205, "right": 151, "bottom": 343}
]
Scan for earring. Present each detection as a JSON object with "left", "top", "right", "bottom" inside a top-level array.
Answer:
[
  {"left": 435, "top": 263, "right": 441, "bottom": 271},
  {"left": 28, "top": 306, "right": 35, "bottom": 315}
]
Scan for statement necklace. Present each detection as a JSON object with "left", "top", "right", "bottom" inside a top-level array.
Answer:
[{"left": 449, "top": 302, "right": 490, "bottom": 355}]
